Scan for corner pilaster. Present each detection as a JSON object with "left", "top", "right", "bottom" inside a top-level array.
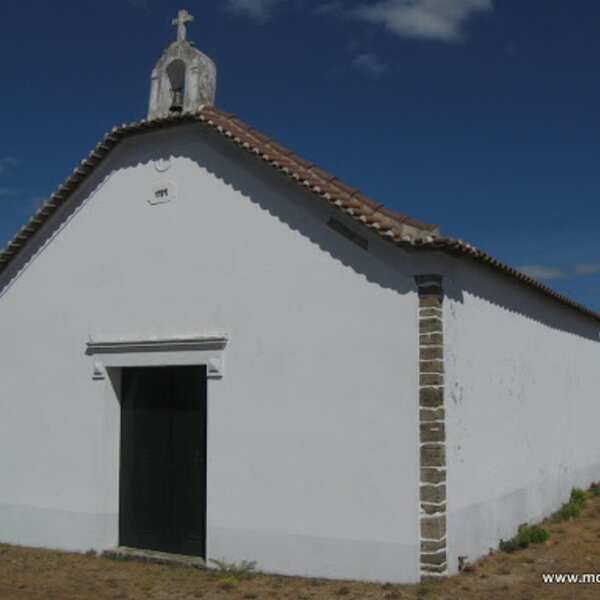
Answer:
[{"left": 415, "top": 275, "right": 447, "bottom": 578}]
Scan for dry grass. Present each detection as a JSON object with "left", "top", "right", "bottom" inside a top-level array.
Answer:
[{"left": 3, "top": 493, "right": 600, "bottom": 599}]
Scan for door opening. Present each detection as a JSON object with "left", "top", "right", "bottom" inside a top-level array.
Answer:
[{"left": 119, "top": 365, "right": 207, "bottom": 557}]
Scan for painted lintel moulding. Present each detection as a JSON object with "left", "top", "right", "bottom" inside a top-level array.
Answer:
[{"left": 86, "top": 333, "right": 229, "bottom": 380}]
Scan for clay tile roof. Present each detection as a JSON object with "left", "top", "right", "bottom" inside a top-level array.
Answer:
[{"left": 0, "top": 106, "right": 598, "bottom": 322}]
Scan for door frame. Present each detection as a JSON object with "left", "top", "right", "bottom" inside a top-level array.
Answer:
[{"left": 85, "top": 333, "right": 228, "bottom": 556}]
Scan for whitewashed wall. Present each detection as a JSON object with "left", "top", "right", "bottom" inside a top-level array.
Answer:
[
  {"left": 445, "top": 261, "right": 600, "bottom": 573},
  {"left": 0, "top": 124, "right": 422, "bottom": 582}
]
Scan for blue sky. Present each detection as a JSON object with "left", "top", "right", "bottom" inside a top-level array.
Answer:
[{"left": 1, "top": 0, "right": 599, "bottom": 310}]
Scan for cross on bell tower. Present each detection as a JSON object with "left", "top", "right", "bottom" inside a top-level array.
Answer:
[
  {"left": 172, "top": 9, "right": 194, "bottom": 43},
  {"left": 147, "top": 9, "right": 217, "bottom": 119}
]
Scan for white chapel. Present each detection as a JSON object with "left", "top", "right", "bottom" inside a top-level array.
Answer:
[{"left": 1, "top": 11, "right": 599, "bottom": 584}]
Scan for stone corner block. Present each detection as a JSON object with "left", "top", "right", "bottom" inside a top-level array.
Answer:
[{"left": 421, "top": 515, "right": 447, "bottom": 540}]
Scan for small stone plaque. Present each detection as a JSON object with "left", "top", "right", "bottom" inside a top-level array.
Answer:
[{"left": 149, "top": 181, "right": 177, "bottom": 205}]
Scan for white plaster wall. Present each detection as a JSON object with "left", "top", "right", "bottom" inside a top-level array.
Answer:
[
  {"left": 0, "top": 124, "right": 421, "bottom": 582},
  {"left": 445, "top": 260, "right": 600, "bottom": 573}
]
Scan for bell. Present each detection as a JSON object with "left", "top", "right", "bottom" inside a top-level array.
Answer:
[{"left": 170, "top": 88, "right": 184, "bottom": 113}]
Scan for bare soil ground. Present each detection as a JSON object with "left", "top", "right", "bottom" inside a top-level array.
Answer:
[{"left": 3, "top": 491, "right": 600, "bottom": 600}]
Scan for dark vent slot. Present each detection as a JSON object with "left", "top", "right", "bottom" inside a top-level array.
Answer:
[{"left": 327, "top": 218, "right": 369, "bottom": 250}]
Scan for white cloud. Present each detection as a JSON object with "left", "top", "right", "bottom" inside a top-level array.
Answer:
[
  {"left": 352, "top": 52, "right": 388, "bottom": 77},
  {"left": 519, "top": 265, "right": 568, "bottom": 281},
  {"left": 519, "top": 263, "right": 600, "bottom": 281},
  {"left": 575, "top": 264, "right": 600, "bottom": 276},
  {"left": 314, "top": 1, "right": 344, "bottom": 15},
  {"left": 225, "top": 0, "right": 283, "bottom": 22},
  {"left": 0, "top": 157, "right": 19, "bottom": 175},
  {"left": 352, "top": 0, "right": 493, "bottom": 43}
]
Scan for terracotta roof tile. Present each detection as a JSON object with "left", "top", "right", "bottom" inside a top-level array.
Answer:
[
  {"left": 310, "top": 169, "right": 338, "bottom": 183},
  {"left": 264, "top": 141, "right": 294, "bottom": 157}
]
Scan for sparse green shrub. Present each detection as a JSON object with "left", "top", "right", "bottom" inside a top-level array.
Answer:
[
  {"left": 500, "top": 525, "right": 550, "bottom": 553},
  {"left": 524, "top": 525, "right": 550, "bottom": 544},
  {"left": 499, "top": 539, "right": 518, "bottom": 554},
  {"left": 553, "top": 488, "right": 589, "bottom": 522},
  {"left": 336, "top": 586, "right": 351, "bottom": 596},
  {"left": 242, "top": 594, "right": 258, "bottom": 599},
  {"left": 570, "top": 487, "right": 587, "bottom": 508},
  {"left": 590, "top": 482, "right": 600, "bottom": 497},
  {"left": 208, "top": 558, "right": 257, "bottom": 580},
  {"left": 218, "top": 575, "right": 237, "bottom": 590},
  {"left": 557, "top": 501, "right": 581, "bottom": 521}
]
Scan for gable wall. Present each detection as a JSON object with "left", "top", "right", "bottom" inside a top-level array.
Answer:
[
  {"left": 0, "top": 125, "right": 422, "bottom": 582},
  {"left": 444, "top": 259, "right": 600, "bottom": 573}
]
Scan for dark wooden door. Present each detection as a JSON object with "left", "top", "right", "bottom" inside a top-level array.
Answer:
[{"left": 119, "top": 366, "right": 207, "bottom": 557}]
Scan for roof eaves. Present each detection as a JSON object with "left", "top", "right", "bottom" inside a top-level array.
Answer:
[
  {"left": 408, "top": 237, "right": 600, "bottom": 322},
  {"left": 198, "top": 107, "right": 440, "bottom": 238}
]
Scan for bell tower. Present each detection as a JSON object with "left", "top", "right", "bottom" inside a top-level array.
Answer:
[{"left": 148, "top": 9, "right": 217, "bottom": 119}]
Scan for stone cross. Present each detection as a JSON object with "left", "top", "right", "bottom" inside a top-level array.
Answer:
[{"left": 172, "top": 9, "right": 194, "bottom": 43}]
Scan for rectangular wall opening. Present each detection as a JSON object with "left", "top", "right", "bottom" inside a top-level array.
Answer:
[{"left": 119, "top": 365, "right": 207, "bottom": 557}]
